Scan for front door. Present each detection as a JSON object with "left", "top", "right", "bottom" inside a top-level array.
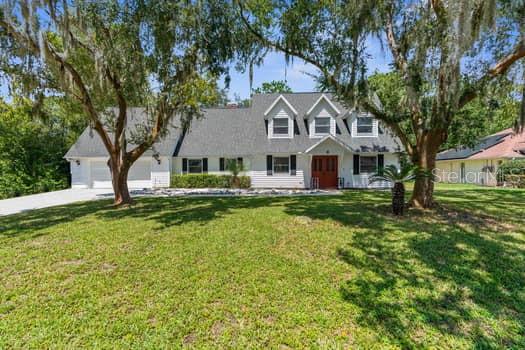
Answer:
[{"left": 312, "top": 156, "right": 338, "bottom": 188}]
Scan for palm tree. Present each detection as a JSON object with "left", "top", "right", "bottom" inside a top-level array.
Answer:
[
  {"left": 369, "top": 164, "right": 421, "bottom": 216},
  {"left": 227, "top": 159, "right": 245, "bottom": 188}
]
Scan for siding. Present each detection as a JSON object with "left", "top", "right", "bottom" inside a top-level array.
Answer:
[
  {"left": 249, "top": 154, "right": 307, "bottom": 188},
  {"left": 435, "top": 159, "right": 500, "bottom": 186},
  {"left": 151, "top": 157, "right": 171, "bottom": 188},
  {"left": 345, "top": 153, "right": 397, "bottom": 188},
  {"left": 308, "top": 103, "right": 337, "bottom": 137},
  {"left": 172, "top": 152, "right": 400, "bottom": 189},
  {"left": 172, "top": 156, "right": 249, "bottom": 176},
  {"left": 70, "top": 159, "right": 90, "bottom": 189},
  {"left": 268, "top": 104, "right": 294, "bottom": 139}
]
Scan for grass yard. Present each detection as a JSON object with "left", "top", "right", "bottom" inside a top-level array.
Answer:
[{"left": 0, "top": 184, "right": 524, "bottom": 349}]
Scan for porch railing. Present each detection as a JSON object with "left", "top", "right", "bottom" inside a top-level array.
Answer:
[{"left": 310, "top": 177, "right": 319, "bottom": 189}]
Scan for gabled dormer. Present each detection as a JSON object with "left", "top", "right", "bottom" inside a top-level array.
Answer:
[
  {"left": 350, "top": 111, "right": 379, "bottom": 137},
  {"left": 264, "top": 95, "right": 298, "bottom": 139},
  {"left": 306, "top": 94, "right": 340, "bottom": 138}
]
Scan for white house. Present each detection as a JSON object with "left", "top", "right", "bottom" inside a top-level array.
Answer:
[
  {"left": 65, "top": 93, "right": 403, "bottom": 189},
  {"left": 436, "top": 128, "right": 525, "bottom": 186}
]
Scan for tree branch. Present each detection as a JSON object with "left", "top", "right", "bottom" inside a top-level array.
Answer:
[
  {"left": 105, "top": 68, "right": 127, "bottom": 156},
  {"left": 1, "top": 14, "right": 115, "bottom": 154},
  {"left": 237, "top": 0, "right": 329, "bottom": 77},
  {"left": 459, "top": 39, "right": 525, "bottom": 109},
  {"left": 385, "top": 15, "right": 424, "bottom": 138},
  {"left": 360, "top": 99, "right": 414, "bottom": 156}
]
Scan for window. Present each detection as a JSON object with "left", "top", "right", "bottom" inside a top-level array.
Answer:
[
  {"left": 314, "top": 117, "right": 331, "bottom": 134},
  {"left": 188, "top": 159, "right": 203, "bottom": 173},
  {"left": 357, "top": 116, "right": 373, "bottom": 134},
  {"left": 273, "top": 117, "right": 289, "bottom": 135},
  {"left": 360, "top": 156, "right": 377, "bottom": 173},
  {"left": 273, "top": 157, "right": 290, "bottom": 174}
]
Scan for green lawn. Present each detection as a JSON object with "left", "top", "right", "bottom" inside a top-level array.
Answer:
[{"left": 1, "top": 184, "right": 524, "bottom": 349}]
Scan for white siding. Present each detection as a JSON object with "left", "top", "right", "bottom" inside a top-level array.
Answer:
[
  {"left": 308, "top": 103, "right": 337, "bottom": 138},
  {"left": 248, "top": 154, "right": 307, "bottom": 189},
  {"left": 151, "top": 157, "right": 171, "bottom": 188},
  {"left": 172, "top": 156, "right": 250, "bottom": 176},
  {"left": 70, "top": 159, "right": 90, "bottom": 189},
  {"left": 268, "top": 103, "right": 294, "bottom": 139},
  {"left": 435, "top": 159, "right": 500, "bottom": 186},
  {"left": 346, "top": 153, "right": 398, "bottom": 188},
  {"left": 172, "top": 157, "right": 182, "bottom": 174},
  {"left": 172, "top": 152, "right": 400, "bottom": 189}
]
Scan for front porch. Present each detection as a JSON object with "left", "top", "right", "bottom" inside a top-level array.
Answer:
[{"left": 304, "top": 135, "right": 394, "bottom": 189}]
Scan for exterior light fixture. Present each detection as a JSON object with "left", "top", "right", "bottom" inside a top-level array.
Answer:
[{"left": 153, "top": 153, "right": 161, "bottom": 165}]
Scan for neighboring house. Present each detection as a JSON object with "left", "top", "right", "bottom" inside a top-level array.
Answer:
[
  {"left": 436, "top": 128, "right": 525, "bottom": 186},
  {"left": 65, "top": 93, "right": 403, "bottom": 189}
]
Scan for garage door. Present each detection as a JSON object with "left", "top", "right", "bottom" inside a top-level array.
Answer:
[{"left": 90, "top": 160, "right": 152, "bottom": 189}]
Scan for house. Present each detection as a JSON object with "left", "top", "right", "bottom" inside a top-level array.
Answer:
[
  {"left": 435, "top": 128, "right": 525, "bottom": 186},
  {"left": 65, "top": 93, "right": 403, "bottom": 189}
]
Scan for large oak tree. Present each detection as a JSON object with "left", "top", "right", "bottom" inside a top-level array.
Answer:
[
  {"left": 238, "top": 0, "right": 525, "bottom": 208},
  {"left": 0, "top": 0, "right": 239, "bottom": 205}
]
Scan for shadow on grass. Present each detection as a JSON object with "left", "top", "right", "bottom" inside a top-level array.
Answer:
[
  {"left": 1, "top": 187, "right": 524, "bottom": 347},
  {"left": 0, "top": 196, "right": 281, "bottom": 239},
  {"left": 0, "top": 200, "right": 115, "bottom": 240},
  {"left": 95, "top": 196, "right": 280, "bottom": 227},
  {"left": 279, "top": 189, "right": 525, "bottom": 348}
]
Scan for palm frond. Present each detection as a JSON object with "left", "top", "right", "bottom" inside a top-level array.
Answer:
[{"left": 369, "top": 163, "right": 425, "bottom": 185}]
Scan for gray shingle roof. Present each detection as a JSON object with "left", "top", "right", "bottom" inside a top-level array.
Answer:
[
  {"left": 436, "top": 131, "right": 512, "bottom": 161},
  {"left": 174, "top": 92, "right": 402, "bottom": 157},
  {"left": 65, "top": 94, "right": 403, "bottom": 159},
  {"left": 64, "top": 108, "right": 183, "bottom": 158}
]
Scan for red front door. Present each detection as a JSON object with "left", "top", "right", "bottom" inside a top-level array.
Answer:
[{"left": 312, "top": 156, "right": 338, "bottom": 188}]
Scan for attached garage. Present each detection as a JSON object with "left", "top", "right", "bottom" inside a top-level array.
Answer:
[{"left": 90, "top": 160, "right": 152, "bottom": 189}]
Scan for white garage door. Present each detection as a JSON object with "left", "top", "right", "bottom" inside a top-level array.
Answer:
[{"left": 90, "top": 160, "right": 152, "bottom": 189}]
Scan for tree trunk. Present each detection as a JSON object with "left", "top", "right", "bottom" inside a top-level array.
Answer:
[
  {"left": 410, "top": 133, "right": 442, "bottom": 209},
  {"left": 392, "top": 182, "right": 405, "bottom": 215},
  {"left": 109, "top": 159, "right": 133, "bottom": 206}
]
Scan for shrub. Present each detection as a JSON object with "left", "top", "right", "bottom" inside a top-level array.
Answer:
[
  {"left": 170, "top": 174, "right": 251, "bottom": 189},
  {"left": 505, "top": 175, "right": 525, "bottom": 188},
  {"left": 498, "top": 160, "right": 525, "bottom": 176},
  {"left": 238, "top": 176, "right": 251, "bottom": 189},
  {"left": 498, "top": 160, "right": 525, "bottom": 188}
]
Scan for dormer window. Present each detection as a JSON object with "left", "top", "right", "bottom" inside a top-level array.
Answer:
[
  {"left": 306, "top": 94, "right": 340, "bottom": 138},
  {"left": 314, "top": 117, "right": 331, "bottom": 135},
  {"left": 351, "top": 113, "right": 378, "bottom": 137},
  {"left": 273, "top": 117, "right": 289, "bottom": 135},
  {"left": 265, "top": 95, "right": 297, "bottom": 139},
  {"left": 357, "top": 117, "right": 373, "bottom": 134}
]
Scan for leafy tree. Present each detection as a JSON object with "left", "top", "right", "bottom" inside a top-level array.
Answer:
[
  {"left": 0, "top": 0, "right": 239, "bottom": 206},
  {"left": 369, "top": 72, "right": 521, "bottom": 149},
  {"left": 253, "top": 80, "right": 292, "bottom": 94},
  {"left": 0, "top": 99, "right": 79, "bottom": 198},
  {"left": 238, "top": 0, "right": 525, "bottom": 208}
]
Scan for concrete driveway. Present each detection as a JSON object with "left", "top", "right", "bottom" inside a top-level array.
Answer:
[{"left": 0, "top": 189, "right": 114, "bottom": 216}]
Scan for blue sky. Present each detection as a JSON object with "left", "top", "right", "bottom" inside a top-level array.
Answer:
[
  {"left": 0, "top": 38, "right": 393, "bottom": 102},
  {"left": 225, "top": 37, "right": 393, "bottom": 100}
]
